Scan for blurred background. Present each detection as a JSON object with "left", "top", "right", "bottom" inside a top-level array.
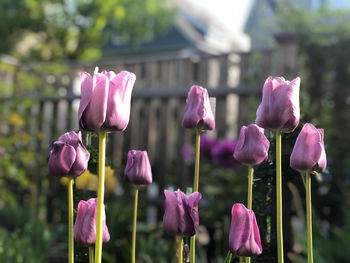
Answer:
[{"left": 1, "top": 0, "right": 350, "bottom": 262}]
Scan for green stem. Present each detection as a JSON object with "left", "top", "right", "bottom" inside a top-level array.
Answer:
[
  {"left": 276, "top": 130, "right": 284, "bottom": 263},
  {"left": 245, "top": 166, "right": 253, "bottom": 263},
  {"left": 177, "top": 236, "right": 183, "bottom": 263},
  {"left": 94, "top": 131, "right": 106, "bottom": 263},
  {"left": 306, "top": 172, "right": 313, "bottom": 263},
  {"left": 89, "top": 246, "right": 94, "bottom": 263},
  {"left": 247, "top": 165, "right": 253, "bottom": 210},
  {"left": 240, "top": 257, "right": 244, "bottom": 263},
  {"left": 190, "top": 128, "right": 201, "bottom": 263},
  {"left": 224, "top": 251, "right": 232, "bottom": 263},
  {"left": 68, "top": 177, "right": 74, "bottom": 263},
  {"left": 132, "top": 187, "right": 139, "bottom": 263}
]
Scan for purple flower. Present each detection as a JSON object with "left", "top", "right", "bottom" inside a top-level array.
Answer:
[
  {"left": 48, "top": 131, "right": 90, "bottom": 177},
  {"left": 211, "top": 139, "right": 241, "bottom": 169},
  {"left": 234, "top": 124, "right": 270, "bottom": 166},
  {"left": 200, "top": 134, "right": 216, "bottom": 160},
  {"left": 74, "top": 198, "right": 110, "bottom": 246},
  {"left": 229, "top": 203, "right": 263, "bottom": 257},
  {"left": 182, "top": 85, "right": 215, "bottom": 131},
  {"left": 124, "top": 150, "right": 152, "bottom": 186},
  {"left": 78, "top": 67, "right": 136, "bottom": 132},
  {"left": 182, "top": 144, "right": 195, "bottom": 163},
  {"left": 256, "top": 76, "right": 300, "bottom": 133},
  {"left": 163, "top": 189, "right": 202, "bottom": 237},
  {"left": 290, "top": 123, "right": 327, "bottom": 173}
]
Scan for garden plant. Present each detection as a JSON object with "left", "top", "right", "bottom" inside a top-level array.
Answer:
[{"left": 47, "top": 64, "right": 326, "bottom": 263}]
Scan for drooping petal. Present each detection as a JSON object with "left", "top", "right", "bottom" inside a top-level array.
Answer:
[
  {"left": 124, "top": 150, "right": 152, "bottom": 186},
  {"left": 229, "top": 203, "right": 251, "bottom": 254},
  {"left": 48, "top": 142, "right": 76, "bottom": 177},
  {"left": 290, "top": 123, "right": 327, "bottom": 173},
  {"left": 78, "top": 72, "right": 93, "bottom": 128},
  {"left": 234, "top": 124, "right": 269, "bottom": 165},
  {"left": 103, "top": 71, "right": 136, "bottom": 131},
  {"left": 79, "top": 72, "right": 109, "bottom": 131},
  {"left": 163, "top": 190, "right": 180, "bottom": 235},
  {"left": 182, "top": 85, "right": 215, "bottom": 131},
  {"left": 183, "top": 192, "right": 201, "bottom": 236}
]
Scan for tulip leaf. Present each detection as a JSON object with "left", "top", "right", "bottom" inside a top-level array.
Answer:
[{"left": 224, "top": 251, "right": 232, "bottom": 263}]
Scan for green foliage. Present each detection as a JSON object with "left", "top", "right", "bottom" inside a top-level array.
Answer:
[{"left": 1, "top": 0, "right": 174, "bottom": 61}]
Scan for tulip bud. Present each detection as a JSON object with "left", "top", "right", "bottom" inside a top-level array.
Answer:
[
  {"left": 124, "top": 150, "right": 152, "bottom": 186},
  {"left": 78, "top": 68, "right": 136, "bottom": 132},
  {"left": 234, "top": 124, "right": 270, "bottom": 166},
  {"left": 256, "top": 76, "right": 300, "bottom": 133},
  {"left": 229, "top": 203, "right": 262, "bottom": 257},
  {"left": 290, "top": 123, "right": 327, "bottom": 173},
  {"left": 48, "top": 131, "right": 90, "bottom": 177},
  {"left": 163, "top": 189, "right": 202, "bottom": 237},
  {"left": 182, "top": 85, "right": 215, "bottom": 131},
  {"left": 211, "top": 139, "right": 241, "bottom": 169},
  {"left": 74, "top": 198, "right": 110, "bottom": 246}
]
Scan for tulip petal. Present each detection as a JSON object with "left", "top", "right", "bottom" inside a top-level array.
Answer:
[
  {"left": 229, "top": 203, "right": 251, "bottom": 254},
  {"left": 185, "top": 192, "right": 201, "bottom": 236},
  {"left": 290, "top": 123, "right": 327, "bottom": 173},
  {"left": 74, "top": 198, "right": 110, "bottom": 246},
  {"left": 256, "top": 76, "right": 300, "bottom": 133},
  {"left": 104, "top": 71, "right": 136, "bottom": 131},
  {"left": 182, "top": 86, "right": 215, "bottom": 131},
  {"left": 163, "top": 190, "right": 180, "bottom": 235},
  {"left": 80, "top": 72, "right": 109, "bottom": 131},
  {"left": 124, "top": 150, "right": 152, "bottom": 185},
  {"left": 234, "top": 124, "right": 270, "bottom": 165},
  {"left": 237, "top": 210, "right": 263, "bottom": 256},
  {"left": 48, "top": 142, "right": 76, "bottom": 177},
  {"left": 78, "top": 72, "right": 93, "bottom": 128}
]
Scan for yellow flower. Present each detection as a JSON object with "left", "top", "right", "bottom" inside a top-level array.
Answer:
[
  {"left": 76, "top": 170, "right": 93, "bottom": 190},
  {"left": 60, "top": 177, "right": 69, "bottom": 187},
  {"left": 105, "top": 166, "right": 118, "bottom": 194},
  {"left": 87, "top": 175, "right": 98, "bottom": 192},
  {"left": 8, "top": 112, "right": 24, "bottom": 127}
]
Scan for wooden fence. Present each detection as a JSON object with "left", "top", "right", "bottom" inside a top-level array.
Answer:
[{"left": 1, "top": 50, "right": 279, "bottom": 192}]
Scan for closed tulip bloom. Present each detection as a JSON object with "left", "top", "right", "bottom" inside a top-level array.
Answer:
[
  {"left": 74, "top": 198, "right": 110, "bottom": 246},
  {"left": 48, "top": 131, "right": 90, "bottom": 177},
  {"left": 78, "top": 67, "right": 136, "bottom": 132},
  {"left": 211, "top": 139, "right": 241, "bottom": 169},
  {"left": 124, "top": 150, "right": 152, "bottom": 186},
  {"left": 256, "top": 76, "right": 300, "bottom": 133},
  {"left": 234, "top": 124, "right": 270, "bottom": 166},
  {"left": 163, "top": 189, "right": 202, "bottom": 237},
  {"left": 290, "top": 123, "right": 327, "bottom": 173},
  {"left": 182, "top": 85, "right": 215, "bottom": 131},
  {"left": 229, "top": 203, "right": 263, "bottom": 257}
]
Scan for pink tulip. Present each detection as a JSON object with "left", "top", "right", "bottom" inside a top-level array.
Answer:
[
  {"left": 182, "top": 85, "right": 215, "bottom": 131},
  {"left": 290, "top": 123, "right": 327, "bottom": 173},
  {"left": 78, "top": 67, "right": 136, "bottom": 132},
  {"left": 124, "top": 150, "right": 153, "bottom": 186},
  {"left": 256, "top": 76, "right": 300, "bottom": 133},
  {"left": 229, "top": 203, "right": 262, "bottom": 257},
  {"left": 163, "top": 189, "right": 202, "bottom": 237},
  {"left": 234, "top": 124, "right": 270, "bottom": 166},
  {"left": 48, "top": 131, "right": 90, "bottom": 177},
  {"left": 74, "top": 198, "right": 110, "bottom": 246}
]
